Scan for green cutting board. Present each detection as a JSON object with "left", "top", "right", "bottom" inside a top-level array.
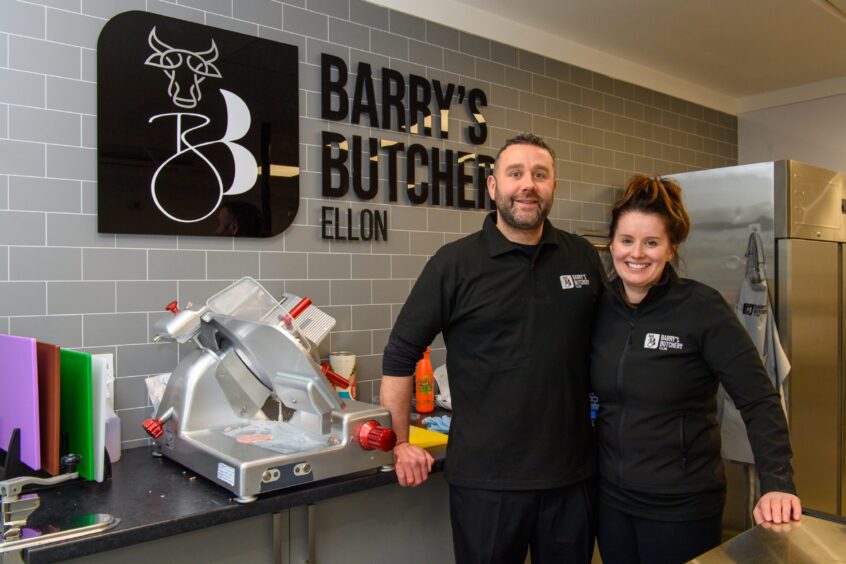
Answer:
[{"left": 60, "top": 349, "right": 95, "bottom": 480}]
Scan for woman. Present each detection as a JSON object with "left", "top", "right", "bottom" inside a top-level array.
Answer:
[{"left": 591, "top": 175, "right": 801, "bottom": 563}]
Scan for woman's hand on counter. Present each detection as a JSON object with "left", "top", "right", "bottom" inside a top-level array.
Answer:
[
  {"left": 753, "top": 491, "right": 802, "bottom": 525},
  {"left": 393, "top": 442, "right": 434, "bottom": 487}
]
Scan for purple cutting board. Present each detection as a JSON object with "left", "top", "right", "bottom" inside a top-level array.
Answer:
[{"left": 0, "top": 334, "right": 41, "bottom": 470}]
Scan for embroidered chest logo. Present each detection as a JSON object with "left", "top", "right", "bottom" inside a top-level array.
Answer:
[
  {"left": 560, "top": 274, "right": 590, "bottom": 289},
  {"left": 644, "top": 333, "right": 684, "bottom": 351},
  {"left": 742, "top": 303, "right": 767, "bottom": 316}
]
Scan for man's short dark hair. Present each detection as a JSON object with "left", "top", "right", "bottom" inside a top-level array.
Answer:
[{"left": 493, "top": 133, "right": 557, "bottom": 171}]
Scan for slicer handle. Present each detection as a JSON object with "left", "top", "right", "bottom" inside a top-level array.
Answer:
[
  {"left": 289, "top": 297, "right": 312, "bottom": 318},
  {"left": 320, "top": 361, "right": 350, "bottom": 389}
]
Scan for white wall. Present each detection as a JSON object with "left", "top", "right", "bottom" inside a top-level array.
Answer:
[{"left": 739, "top": 94, "right": 846, "bottom": 171}]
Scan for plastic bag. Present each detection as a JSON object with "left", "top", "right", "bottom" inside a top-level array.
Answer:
[
  {"left": 223, "top": 419, "right": 332, "bottom": 455},
  {"left": 145, "top": 373, "right": 171, "bottom": 413},
  {"left": 434, "top": 363, "right": 451, "bottom": 410}
]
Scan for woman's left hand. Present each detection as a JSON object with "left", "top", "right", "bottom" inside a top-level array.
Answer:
[{"left": 753, "top": 491, "right": 802, "bottom": 524}]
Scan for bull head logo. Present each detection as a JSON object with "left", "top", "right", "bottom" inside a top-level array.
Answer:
[{"left": 144, "top": 27, "right": 221, "bottom": 109}]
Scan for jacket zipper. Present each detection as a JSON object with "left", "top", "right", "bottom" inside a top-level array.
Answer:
[
  {"left": 680, "top": 413, "right": 688, "bottom": 473},
  {"left": 616, "top": 313, "right": 636, "bottom": 483}
]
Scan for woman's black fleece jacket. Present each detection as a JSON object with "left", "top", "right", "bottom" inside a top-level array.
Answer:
[{"left": 590, "top": 267, "right": 796, "bottom": 497}]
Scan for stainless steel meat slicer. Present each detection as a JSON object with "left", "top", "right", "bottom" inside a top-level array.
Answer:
[{"left": 142, "top": 278, "right": 396, "bottom": 503}]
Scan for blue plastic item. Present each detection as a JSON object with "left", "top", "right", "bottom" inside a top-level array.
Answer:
[{"left": 421, "top": 415, "right": 451, "bottom": 434}]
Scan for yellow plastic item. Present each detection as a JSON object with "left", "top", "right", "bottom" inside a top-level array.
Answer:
[{"left": 408, "top": 424, "right": 448, "bottom": 448}]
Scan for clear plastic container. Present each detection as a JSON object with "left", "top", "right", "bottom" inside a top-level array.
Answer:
[
  {"left": 105, "top": 408, "right": 122, "bottom": 463},
  {"left": 206, "top": 277, "right": 311, "bottom": 352},
  {"left": 206, "top": 277, "right": 286, "bottom": 322}
]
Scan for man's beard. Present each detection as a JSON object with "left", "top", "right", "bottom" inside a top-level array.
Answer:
[{"left": 494, "top": 187, "right": 552, "bottom": 231}]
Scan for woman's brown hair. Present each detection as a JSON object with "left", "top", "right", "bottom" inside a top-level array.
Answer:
[{"left": 609, "top": 175, "right": 691, "bottom": 252}]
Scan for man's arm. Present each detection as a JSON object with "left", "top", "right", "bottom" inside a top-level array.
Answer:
[{"left": 380, "top": 375, "right": 434, "bottom": 487}]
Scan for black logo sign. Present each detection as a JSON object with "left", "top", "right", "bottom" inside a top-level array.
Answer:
[
  {"left": 742, "top": 303, "right": 767, "bottom": 316},
  {"left": 97, "top": 11, "right": 299, "bottom": 237}
]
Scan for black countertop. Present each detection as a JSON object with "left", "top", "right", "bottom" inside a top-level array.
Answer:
[{"left": 20, "top": 445, "right": 446, "bottom": 563}]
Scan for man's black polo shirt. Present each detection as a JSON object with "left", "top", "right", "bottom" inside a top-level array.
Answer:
[{"left": 392, "top": 212, "right": 604, "bottom": 490}]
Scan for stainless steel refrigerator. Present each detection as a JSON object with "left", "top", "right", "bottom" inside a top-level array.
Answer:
[{"left": 669, "top": 160, "right": 846, "bottom": 528}]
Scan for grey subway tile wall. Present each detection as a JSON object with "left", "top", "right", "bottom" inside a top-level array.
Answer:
[
  {"left": 0, "top": 0, "right": 737, "bottom": 450},
  {"left": 114, "top": 375, "right": 153, "bottom": 411},
  {"left": 118, "top": 342, "right": 178, "bottom": 377},
  {"left": 284, "top": 4, "right": 328, "bottom": 39},
  {"left": 10, "top": 177, "right": 81, "bottom": 213},
  {"left": 234, "top": 0, "right": 282, "bottom": 27},
  {"left": 47, "top": 213, "right": 114, "bottom": 247},
  {"left": 205, "top": 12, "right": 261, "bottom": 36},
  {"left": 329, "top": 18, "right": 370, "bottom": 51},
  {"left": 0, "top": 139, "right": 45, "bottom": 177},
  {"left": 9, "top": 35, "right": 80, "bottom": 78},
  {"left": 83, "top": 248, "right": 147, "bottom": 280},
  {"left": 177, "top": 0, "right": 231, "bottom": 17},
  {"left": 350, "top": 0, "right": 388, "bottom": 30},
  {"left": 177, "top": 280, "right": 231, "bottom": 305},
  {"left": 146, "top": 0, "right": 204, "bottom": 24},
  {"left": 116, "top": 281, "right": 178, "bottom": 312},
  {"left": 389, "top": 10, "right": 425, "bottom": 41},
  {"left": 46, "top": 8, "right": 105, "bottom": 47},
  {"left": 1, "top": 0, "right": 46, "bottom": 37},
  {"left": 10, "top": 107, "right": 80, "bottom": 145},
  {"left": 0, "top": 281, "right": 46, "bottom": 316},
  {"left": 10, "top": 315, "right": 83, "bottom": 348},
  {"left": 47, "top": 281, "right": 115, "bottom": 315},
  {"left": 206, "top": 251, "right": 260, "bottom": 280},
  {"left": 0, "top": 246, "right": 8, "bottom": 280},
  {"left": 83, "top": 313, "right": 148, "bottom": 347},
  {"left": 10, "top": 247, "right": 82, "bottom": 280},
  {"left": 46, "top": 145, "right": 96, "bottom": 180},
  {"left": 351, "top": 253, "right": 391, "bottom": 279},
  {"left": 0, "top": 210, "right": 46, "bottom": 245},
  {"left": 46, "top": 76, "right": 96, "bottom": 115}
]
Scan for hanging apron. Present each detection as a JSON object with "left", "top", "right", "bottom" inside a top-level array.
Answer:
[{"left": 718, "top": 231, "right": 790, "bottom": 463}]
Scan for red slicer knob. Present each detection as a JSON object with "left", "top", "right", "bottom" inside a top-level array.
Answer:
[
  {"left": 164, "top": 300, "right": 180, "bottom": 314},
  {"left": 143, "top": 418, "right": 164, "bottom": 439},
  {"left": 358, "top": 420, "right": 397, "bottom": 451}
]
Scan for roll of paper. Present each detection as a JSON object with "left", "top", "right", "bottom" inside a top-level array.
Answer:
[{"left": 329, "top": 351, "right": 357, "bottom": 400}]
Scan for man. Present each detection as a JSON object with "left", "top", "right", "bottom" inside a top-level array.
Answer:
[{"left": 380, "top": 133, "right": 605, "bottom": 563}]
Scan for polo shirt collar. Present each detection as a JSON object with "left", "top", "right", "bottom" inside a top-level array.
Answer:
[
  {"left": 610, "top": 263, "right": 679, "bottom": 309},
  {"left": 482, "top": 211, "right": 559, "bottom": 257}
]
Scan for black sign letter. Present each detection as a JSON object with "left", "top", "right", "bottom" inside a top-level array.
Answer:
[
  {"left": 322, "top": 131, "right": 349, "bottom": 197},
  {"left": 467, "top": 88, "right": 488, "bottom": 144},
  {"left": 321, "top": 54, "right": 349, "bottom": 121}
]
